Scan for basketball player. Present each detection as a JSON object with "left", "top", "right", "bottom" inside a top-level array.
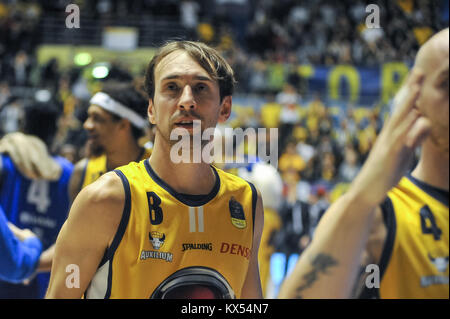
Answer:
[
  {"left": 278, "top": 28, "right": 448, "bottom": 299},
  {"left": 68, "top": 81, "right": 152, "bottom": 203},
  {"left": 46, "top": 41, "right": 264, "bottom": 299},
  {"left": 0, "top": 102, "right": 73, "bottom": 298}
]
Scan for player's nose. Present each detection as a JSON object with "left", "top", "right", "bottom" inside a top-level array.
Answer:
[
  {"left": 178, "top": 85, "right": 197, "bottom": 110},
  {"left": 83, "top": 117, "right": 94, "bottom": 131}
]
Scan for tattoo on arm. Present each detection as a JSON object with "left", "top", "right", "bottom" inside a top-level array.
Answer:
[{"left": 295, "top": 253, "right": 338, "bottom": 298}]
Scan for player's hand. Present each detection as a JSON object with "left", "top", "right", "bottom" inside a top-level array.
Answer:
[
  {"left": 7, "top": 223, "right": 42, "bottom": 284},
  {"left": 0, "top": 132, "right": 61, "bottom": 180},
  {"left": 348, "top": 68, "right": 431, "bottom": 207},
  {"left": 8, "top": 222, "right": 38, "bottom": 242}
]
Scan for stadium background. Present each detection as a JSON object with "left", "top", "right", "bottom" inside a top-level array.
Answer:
[{"left": 0, "top": 0, "right": 448, "bottom": 298}]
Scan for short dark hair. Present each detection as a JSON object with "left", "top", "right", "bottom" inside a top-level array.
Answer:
[
  {"left": 23, "top": 102, "right": 60, "bottom": 147},
  {"left": 100, "top": 80, "right": 148, "bottom": 140},
  {"left": 144, "top": 41, "right": 236, "bottom": 102}
]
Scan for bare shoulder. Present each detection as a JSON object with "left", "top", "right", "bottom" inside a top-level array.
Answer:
[
  {"left": 64, "top": 171, "right": 125, "bottom": 246},
  {"left": 68, "top": 171, "right": 125, "bottom": 226},
  {"left": 79, "top": 171, "right": 125, "bottom": 207}
]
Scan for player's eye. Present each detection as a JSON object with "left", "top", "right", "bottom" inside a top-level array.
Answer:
[
  {"left": 194, "top": 83, "right": 208, "bottom": 93},
  {"left": 166, "top": 83, "right": 179, "bottom": 91},
  {"left": 90, "top": 114, "right": 102, "bottom": 123}
]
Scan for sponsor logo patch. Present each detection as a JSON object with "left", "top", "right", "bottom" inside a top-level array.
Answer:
[
  {"left": 149, "top": 231, "right": 165, "bottom": 250},
  {"left": 140, "top": 231, "right": 173, "bottom": 262},
  {"left": 182, "top": 243, "right": 213, "bottom": 252},
  {"left": 229, "top": 196, "right": 246, "bottom": 229},
  {"left": 140, "top": 250, "right": 173, "bottom": 262},
  {"left": 220, "top": 242, "right": 251, "bottom": 260}
]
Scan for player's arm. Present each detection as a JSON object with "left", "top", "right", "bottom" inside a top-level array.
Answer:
[
  {"left": 240, "top": 189, "right": 264, "bottom": 299},
  {"left": 350, "top": 207, "right": 387, "bottom": 298},
  {"left": 278, "top": 69, "right": 430, "bottom": 298},
  {"left": 45, "top": 172, "right": 125, "bottom": 298},
  {"left": 278, "top": 196, "right": 383, "bottom": 298}
]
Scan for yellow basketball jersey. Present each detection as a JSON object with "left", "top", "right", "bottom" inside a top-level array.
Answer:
[
  {"left": 80, "top": 148, "right": 152, "bottom": 189},
  {"left": 84, "top": 159, "right": 257, "bottom": 299},
  {"left": 378, "top": 175, "right": 449, "bottom": 299}
]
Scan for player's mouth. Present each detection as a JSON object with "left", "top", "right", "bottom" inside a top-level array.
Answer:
[
  {"left": 173, "top": 118, "right": 200, "bottom": 130},
  {"left": 86, "top": 134, "right": 101, "bottom": 143},
  {"left": 87, "top": 134, "right": 97, "bottom": 140}
]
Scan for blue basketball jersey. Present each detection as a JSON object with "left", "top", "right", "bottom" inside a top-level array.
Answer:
[{"left": 0, "top": 154, "right": 73, "bottom": 298}]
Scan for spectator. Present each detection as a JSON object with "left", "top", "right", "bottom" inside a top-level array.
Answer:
[
  {"left": 338, "top": 145, "right": 361, "bottom": 183},
  {"left": 0, "top": 97, "right": 23, "bottom": 135},
  {"left": 180, "top": 0, "right": 200, "bottom": 39},
  {"left": 306, "top": 185, "right": 329, "bottom": 238},
  {"left": 278, "top": 139, "right": 306, "bottom": 193},
  {"left": 10, "top": 51, "right": 32, "bottom": 87}
]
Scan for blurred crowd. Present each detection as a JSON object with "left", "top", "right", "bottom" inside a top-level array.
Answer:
[{"left": 0, "top": 0, "right": 447, "bottom": 263}]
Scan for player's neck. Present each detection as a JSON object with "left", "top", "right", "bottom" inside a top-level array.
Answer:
[
  {"left": 411, "top": 142, "right": 449, "bottom": 191},
  {"left": 149, "top": 136, "right": 216, "bottom": 195},
  {"left": 105, "top": 139, "right": 142, "bottom": 171}
]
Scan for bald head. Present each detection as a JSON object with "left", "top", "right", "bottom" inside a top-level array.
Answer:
[{"left": 415, "top": 28, "right": 449, "bottom": 71}]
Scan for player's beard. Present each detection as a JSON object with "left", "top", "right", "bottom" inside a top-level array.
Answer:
[{"left": 85, "top": 139, "right": 105, "bottom": 158}]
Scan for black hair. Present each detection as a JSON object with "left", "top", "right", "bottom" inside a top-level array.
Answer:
[
  {"left": 100, "top": 81, "right": 148, "bottom": 140},
  {"left": 23, "top": 102, "right": 60, "bottom": 147}
]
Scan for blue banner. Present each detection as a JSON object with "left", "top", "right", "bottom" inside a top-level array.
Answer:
[{"left": 269, "top": 62, "right": 412, "bottom": 106}]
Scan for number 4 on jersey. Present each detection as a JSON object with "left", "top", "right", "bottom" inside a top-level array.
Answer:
[
  {"left": 27, "top": 180, "right": 50, "bottom": 213},
  {"left": 420, "top": 205, "right": 442, "bottom": 240}
]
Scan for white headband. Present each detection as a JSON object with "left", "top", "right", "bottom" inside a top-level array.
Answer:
[{"left": 90, "top": 92, "right": 147, "bottom": 129}]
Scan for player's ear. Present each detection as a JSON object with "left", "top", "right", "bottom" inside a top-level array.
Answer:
[
  {"left": 218, "top": 96, "right": 232, "bottom": 123},
  {"left": 148, "top": 99, "right": 156, "bottom": 125}
]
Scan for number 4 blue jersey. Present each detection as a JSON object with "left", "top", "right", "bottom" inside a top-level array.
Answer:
[{"left": 0, "top": 154, "right": 73, "bottom": 298}]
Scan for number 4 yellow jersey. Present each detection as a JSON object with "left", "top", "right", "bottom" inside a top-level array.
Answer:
[
  {"left": 378, "top": 175, "right": 449, "bottom": 299},
  {"left": 84, "top": 159, "right": 257, "bottom": 299}
]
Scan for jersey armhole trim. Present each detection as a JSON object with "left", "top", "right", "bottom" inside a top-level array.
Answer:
[
  {"left": 247, "top": 182, "right": 257, "bottom": 238},
  {"left": 378, "top": 196, "right": 397, "bottom": 282}
]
